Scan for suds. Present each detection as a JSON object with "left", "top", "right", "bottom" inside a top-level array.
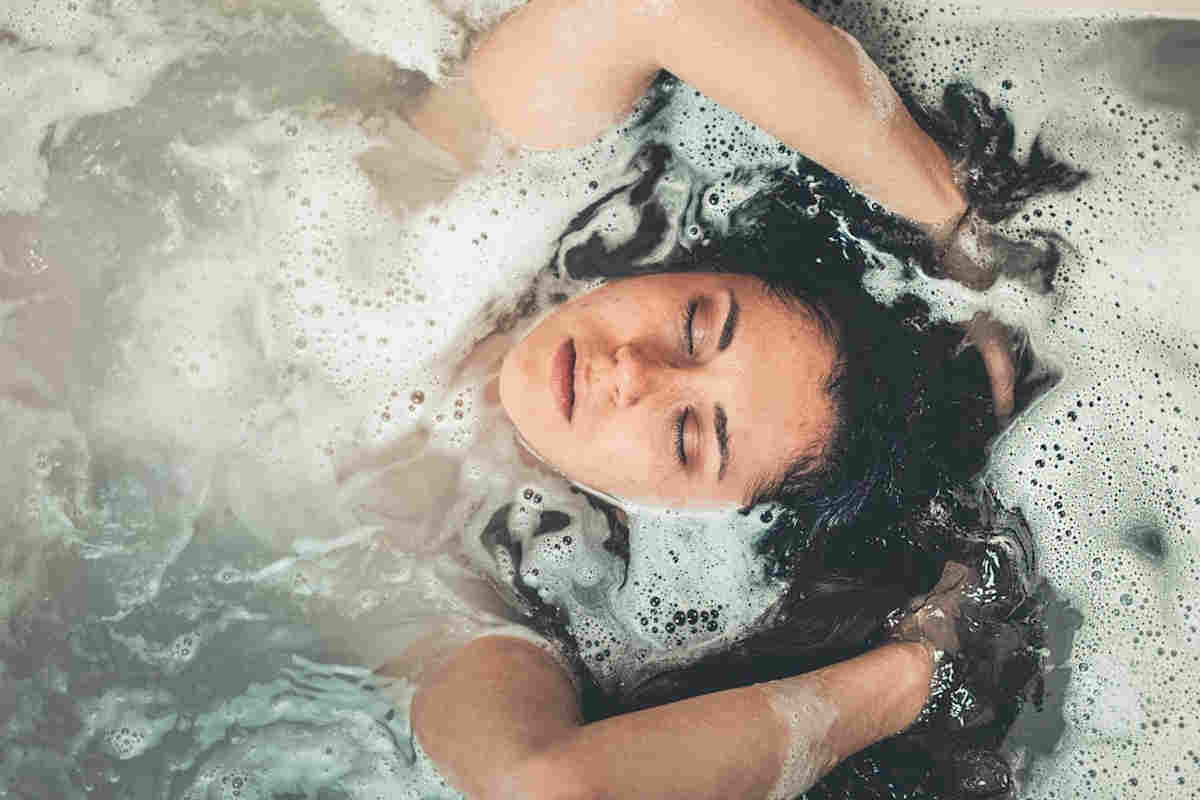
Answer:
[
  {"left": 315, "top": 0, "right": 468, "bottom": 80},
  {"left": 761, "top": 677, "right": 840, "bottom": 800},
  {"left": 835, "top": 26, "right": 902, "bottom": 124},
  {"left": 1, "top": 0, "right": 1199, "bottom": 798}
]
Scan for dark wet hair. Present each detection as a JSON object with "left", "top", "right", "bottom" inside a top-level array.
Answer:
[{"left": 523, "top": 82, "right": 1085, "bottom": 798}]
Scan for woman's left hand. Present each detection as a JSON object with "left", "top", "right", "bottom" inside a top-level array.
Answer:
[
  {"left": 967, "top": 313, "right": 1016, "bottom": 422},
  {"left": 888, "top": 561, "right": 979, "bottom": 660}
]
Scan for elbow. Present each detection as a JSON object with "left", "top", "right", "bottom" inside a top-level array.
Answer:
[{"left": 497, "top": 752, "right": 599, "bottom": 800}]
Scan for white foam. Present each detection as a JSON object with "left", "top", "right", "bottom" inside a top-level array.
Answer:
[
  {"left": 835, "top": 26, "right": 901, "bottom": 124},
  {"left": 761, "top": 677, "right": 839, "bottom": 800},
  {"left": 78, "top": 687, "right": 179, "bottom": 761},
  {"left": 439, "top": 0, "right": 528, "bottom": 31},
  {"left": 0, "top": 0, "right": 221, "bottom": 213},
  {"left": 844, "top": 5, "right": 1200, "bottom": 796},
  {"left": 314, "top": 0, "right": 465, "bottom": 80}
]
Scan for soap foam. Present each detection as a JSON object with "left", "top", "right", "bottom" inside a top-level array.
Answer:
[
  {"left": 832, "top": 6, "right": 1200, "bottom": 797},
  {"left": 761, "top": 677, "right": 839, "bottom": 800}
]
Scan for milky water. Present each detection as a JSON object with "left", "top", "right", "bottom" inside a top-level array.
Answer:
[{"left": 1, "top": 0, "right": 1198, "bottom": 798}]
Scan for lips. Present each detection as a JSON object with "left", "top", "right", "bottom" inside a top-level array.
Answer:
[{"left": 551, "top": 339, "right": 576, "bottom": 422}]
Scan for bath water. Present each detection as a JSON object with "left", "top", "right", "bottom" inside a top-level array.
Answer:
[{"left": 1, "top": 0, "right": 1198, "bottom": 797}]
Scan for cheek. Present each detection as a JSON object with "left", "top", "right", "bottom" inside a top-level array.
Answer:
[
  {"left": 497, "top": 365, "right": 521, "bottom": 431},
  {"left": 569, "top": 289, "right": 663, "bottom": 338},
  {"left": 599, "top": 415, "right": 677, "bottom": 491},
  {"left": 499, "top": 343, "right": 544, "bottom": 429},
  {"left": 572, "top": 411, "right": 651, "bottom": 473}
]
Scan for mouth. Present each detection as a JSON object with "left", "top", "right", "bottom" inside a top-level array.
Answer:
[{"left": 551, "top": 338, "right": 576, "bottom": 422}]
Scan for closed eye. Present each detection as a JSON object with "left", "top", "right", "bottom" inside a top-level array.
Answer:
[
  {"left": 674, "top": 407, "right": 690, "bottom": 465},
  {"left": 681, "top": 298, "right": 699, "bottom": 356}
]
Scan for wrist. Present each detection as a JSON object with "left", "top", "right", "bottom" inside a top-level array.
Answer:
[
  {"left": 923, "top": 167, "right": 969, "bottom": 245},
  {"left": 879, "top": 640, "right": 940, "bottom": 734},
  {"left": 887, "top": 638, "right": 940, "bottom": 678}
]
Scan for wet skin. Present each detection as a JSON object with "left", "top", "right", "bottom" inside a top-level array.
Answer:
[{"left": 498, "top": 272, "right": 837, "bottom": 509}]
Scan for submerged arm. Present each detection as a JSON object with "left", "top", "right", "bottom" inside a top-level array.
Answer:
[
  {"left": 409, "top": 635, "right": 933, "bottom": 800},
  {"left": 435, "top": 0, "right": 965, "bottom": 231}
]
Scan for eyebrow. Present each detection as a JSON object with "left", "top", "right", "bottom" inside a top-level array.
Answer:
[
  {"left": 713, "top": 289, "right": 738, "bottom": 481},
  {"left": 714, "top": 403, "right": 730, "bottom": 481},
  {"left": 718, "top": 289, "right": 739, "bottom": 351}
]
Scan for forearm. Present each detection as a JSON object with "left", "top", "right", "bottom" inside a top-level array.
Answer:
[
  {"left": 654, "top": 0, "right": 965, "bottom": 230},
  {"left": 412, "top": 635, "right": 933, "bottom": 800},
  {"left": 460, "top": 0, "right": 964, "bottom": 229},
  {"left": 464, "top": 0, "right": 660, "bottom": 150},
  {"left": 515, "top": 640, "right": 933, "bottom": 800}
]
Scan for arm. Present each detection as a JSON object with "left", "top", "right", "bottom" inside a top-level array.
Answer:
[
  {"left": 410, "top": 635, "right": 934, "bottom": 800},
  {"left": 448, "top": 0, "right": 965, "bottom": 231}
]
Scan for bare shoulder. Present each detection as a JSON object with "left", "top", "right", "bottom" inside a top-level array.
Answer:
[
  {"left": 410, "top": 632, "right": 584, "bottom": 795},
  {"left": 422, "top": 633, "right": 578, "bottom": 697}
]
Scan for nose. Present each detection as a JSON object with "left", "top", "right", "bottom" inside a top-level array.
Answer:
[{"left": 609, "top": 343, "right": 662, "bottom": 407}]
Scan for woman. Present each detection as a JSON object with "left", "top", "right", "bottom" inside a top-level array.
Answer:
[{"left": 367, "top": 1, "right": 1082, "bottom": 797}]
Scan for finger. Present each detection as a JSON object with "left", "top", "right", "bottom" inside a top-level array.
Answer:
[{"left": 967, "top": 314, "right": 1015, "bottom": 422}]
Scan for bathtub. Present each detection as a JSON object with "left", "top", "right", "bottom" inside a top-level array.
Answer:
[{"left": 1, "top": 0, "right": 1197, "bottom": 797}]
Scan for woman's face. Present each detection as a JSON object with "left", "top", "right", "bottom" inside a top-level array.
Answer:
[{"left": 498, "top": 272, "right": 837, "bottom": 508}]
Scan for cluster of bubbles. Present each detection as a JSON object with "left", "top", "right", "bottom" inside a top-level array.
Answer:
[
  {"left": 173, "top": 660, "right": 434, "bottom": 800},
  {"left": 80, "top": 687, "right": 180, "bottom": 762},
  {"left": 103, "top": 727, "right": 150, "bottom": 761},
  {"left": 834, "top": 3, "right": 1200, "bottom": 797}
]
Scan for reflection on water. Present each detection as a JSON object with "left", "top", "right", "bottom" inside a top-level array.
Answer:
[
  {"left": 1, "top": 0, "right": 1199, "bottom": 798},
  {"left": 1103, "top": 19, "right": 1200, "bottom": 135}
]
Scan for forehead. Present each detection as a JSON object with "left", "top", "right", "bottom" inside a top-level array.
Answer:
[
  {"left": 608, "top": 269, "right": 763, "bottom": 297},
  {"left": 719, "top": 281, "right": 838, "bottom": 501}
]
